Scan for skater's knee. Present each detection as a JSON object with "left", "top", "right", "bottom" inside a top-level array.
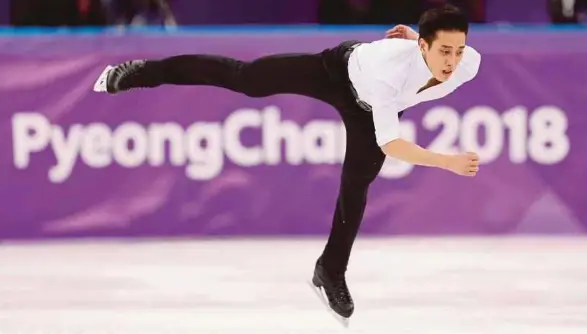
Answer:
[
  {"left": 343, "top": 154, "right": 385, "bottom": 186},
  {"left": 362, "top": 167, "right": 382, "bottom": 184},
  {"left": 343, "top": 166, "right": 381, "bottom": 187},
  {"left": 234, "top": 62, "right": 268, "bottom": 98}
]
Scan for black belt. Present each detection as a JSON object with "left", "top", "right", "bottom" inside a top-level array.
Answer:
[{"left": 343, "top": 44, "right": 373, "bottom": 112}]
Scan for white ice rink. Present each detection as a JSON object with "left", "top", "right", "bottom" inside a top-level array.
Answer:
[{"left": 1, "top": 237, "right": 586, "bottom": 334}]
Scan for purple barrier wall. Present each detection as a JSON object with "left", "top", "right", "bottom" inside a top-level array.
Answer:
[
  {"left": 0, "top": 0, "right": 7, "bottom": 25},
  {"left": 486, "top": 0, "right": 549, "bottom": 22},
  {"left": 170, "top": 0, "right": 317, "bottom": 24},
  {"left": 0, "top": 28, "right": 586, "bottom": 239}
]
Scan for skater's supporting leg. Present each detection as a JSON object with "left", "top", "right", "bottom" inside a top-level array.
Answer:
[
  {"left": 312, "top": 105, "right": 386, "bottom": 318},
  {"left": 98, "top": 53, "right": 337, "bottom": 103},
  {"left": 321, "top": 108, "right": 386, "bottom": 273}
]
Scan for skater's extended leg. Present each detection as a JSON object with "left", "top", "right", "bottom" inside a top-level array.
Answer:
[
  {"left": 94, "top": 53, "right": 336, "bottom": 103},
  {"left": 312, "top": 106, "right": 386, "bottom": 318}
]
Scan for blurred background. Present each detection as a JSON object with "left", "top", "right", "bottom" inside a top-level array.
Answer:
[
  {"left": 0, "top": 1, "right": 586, "bottom": 333},
  {"left": 3, "top": 0, "right": 587, "bottom": 26}
]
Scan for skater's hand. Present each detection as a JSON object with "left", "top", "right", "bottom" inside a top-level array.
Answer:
[
  {"left": 385, "top": 25, "right": 419, "bottom": 40},
  {"left": 444, "top": 152, "right": 480, "bottom": 177}
]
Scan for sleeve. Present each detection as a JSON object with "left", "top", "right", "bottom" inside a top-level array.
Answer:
[
  {"left": 369, "top": 80, "right": 403, "bottom": 147},
  {"left": 460, "top": 46, "right": 482, "bottom": 83},
  {"left": 356, "top": 39, "right": 412, "bottom": 147}
]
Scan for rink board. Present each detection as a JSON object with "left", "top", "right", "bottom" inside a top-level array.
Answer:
[{"left": 0, "top": 28, "right": 586, "bottom": 239}]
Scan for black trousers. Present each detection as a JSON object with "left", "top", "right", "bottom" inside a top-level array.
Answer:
[{"left": 140, "top": 41, "right": 386, "bottom": 275}]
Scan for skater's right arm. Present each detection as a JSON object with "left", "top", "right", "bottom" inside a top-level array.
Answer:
[
  {"left": 371, "top": 102, "right": 450, "bottom": 170},
  {"left": 382, "top": 138, "right": 449, "bottom": 168},
  {"left": 370, "top": 90, "right": 479, "bottom": 177},
  {"left": 382, "top": 137, "right": 479, "bottom": 177}
]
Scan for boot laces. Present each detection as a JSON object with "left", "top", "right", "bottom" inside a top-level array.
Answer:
[{"left": 114, "top": 60, "right": 146, "bottom": 91}]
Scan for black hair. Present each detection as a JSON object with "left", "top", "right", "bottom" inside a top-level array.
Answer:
[{"left": 418, "top": 4, "right": 469, "bottom": 46}]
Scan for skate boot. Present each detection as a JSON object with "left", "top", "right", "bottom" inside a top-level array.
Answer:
[
  {"left": 311, "top": 259, "right": 354, "bottom": 319},
  {"left": 93, "top": 60, "right": 148, "bottom": 94}
]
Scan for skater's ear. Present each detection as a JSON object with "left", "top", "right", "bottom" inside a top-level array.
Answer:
[{"left": 418, "top": 37, "right": 429, "bottom": 52}]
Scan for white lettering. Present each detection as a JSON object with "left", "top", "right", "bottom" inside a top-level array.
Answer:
[
  {"left": 185, "top": 123, "right": 223, "bottom": 180},
  {"left": 336, "top": 124, "right": 346, "bottom": 163},
  {"left": 528, "top": 106, "right": 570, "bottom": 165},
  {"left": 81, "top": 123, "right": 112, "bottom": 168},
  {"left": 460, "top": 106, "right": 503, "bottom": 164},
  {"left": 148, "top": 123, "right": 186, "bottom": 166},
  {"left": 12, "top": 113, "right": 51, "bottom": 168},
  {"left": 112, "top": 122, "right": 149, "bottom": 168},
  {"left": 262, "top": 106, "right": 303, "bottom": 165},
  {"left": 11, "top": 104, "right": 571, "bottom": 183},
  {"left": 224, "top": 108, "right": 263, "bottom": 166},
  {"left": 302, "top": 121, "right": 338, "bottom": 164},
  {"left": 379, "top": 120, "right": 416, "bottom": 179},
  {"left": 502, "top": 106, "right": 528, "bottom": 164},
  {"left": 422, "top": 106, "right": 460, "bottom": 154},
  {"left": 49, "top": 125, "right": 83, "bottom": 183}
]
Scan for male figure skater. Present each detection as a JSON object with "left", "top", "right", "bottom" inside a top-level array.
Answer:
[{"left": 93, "top": 4, "right": 481, "bottom": 320}]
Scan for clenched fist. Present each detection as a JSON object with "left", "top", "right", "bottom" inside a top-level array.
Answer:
[{"left": 445, "top": 152, "right": 480, "bottom": 177}]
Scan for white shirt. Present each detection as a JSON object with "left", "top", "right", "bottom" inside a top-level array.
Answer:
[{"left": 347, "top": 38, "right": 482, "bottom": 147}]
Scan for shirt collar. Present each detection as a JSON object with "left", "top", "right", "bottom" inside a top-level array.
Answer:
[
  {"left": 403, "top": 47, "right": 435, "bottom": 93},
  {"left": 415, "top": 50, "right": 434, "bottom": 82},
  {"left": 411, "top": 47, "right": 458, "bottom": 91}
]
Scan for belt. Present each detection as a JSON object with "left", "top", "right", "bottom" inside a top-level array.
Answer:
[{"left": 343, "top": 44, "right": 373, "bottom": 113}]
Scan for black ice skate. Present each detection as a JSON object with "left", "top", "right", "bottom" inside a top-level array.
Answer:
[
  {"left": 93, "top": 60, "right": 148, "bottom": 94},
  {"left": 309, "top": 260, "right": 353, "bottom": 327}
]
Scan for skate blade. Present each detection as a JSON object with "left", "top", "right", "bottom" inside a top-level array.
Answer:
[
  {"left": 93, "top": 65, "right": 113, "bottom": 92},
  {"left": 307, "top": 280, "right": 350, "bottom": 329}
]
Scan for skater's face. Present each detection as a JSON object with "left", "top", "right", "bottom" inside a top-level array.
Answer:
[{"left": 419, "top": 30, "right": 466, "bottom": 82}]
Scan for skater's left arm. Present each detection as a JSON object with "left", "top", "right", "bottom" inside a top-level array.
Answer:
[{"left": 385, "top": 25, "right": 419, "bottom": 40}]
